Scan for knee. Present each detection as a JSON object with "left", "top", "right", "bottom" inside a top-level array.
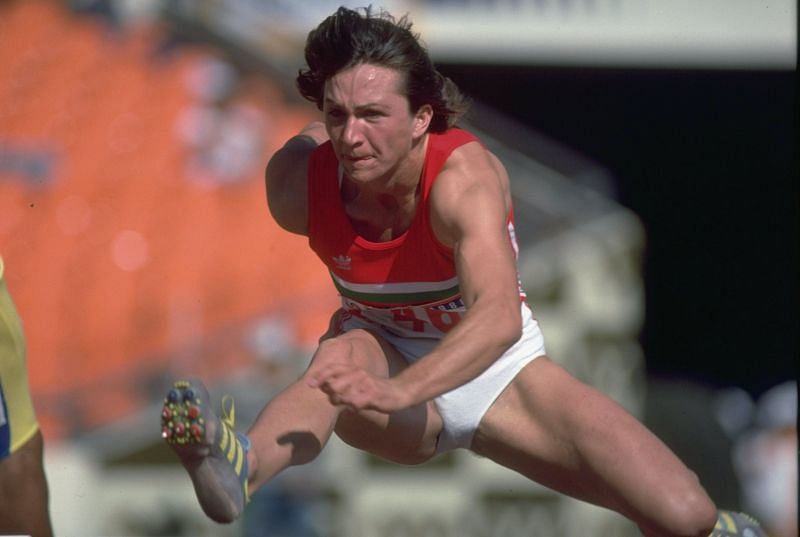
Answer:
[
  {"left": 309, "top": 329, "right": 389, "bottom": 376},
  {"left": 312, "top": 336, "right": 353, "bottom": 364},
  {"left": 309, "top": 329, "right": 375, "bottom": 369},
  {"left": 306, "top": 334, "right": 358, "bottom": 378}
]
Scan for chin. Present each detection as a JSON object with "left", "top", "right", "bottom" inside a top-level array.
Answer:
[{"left": 345, "top": 166, "right": 380, "bottom": 183}]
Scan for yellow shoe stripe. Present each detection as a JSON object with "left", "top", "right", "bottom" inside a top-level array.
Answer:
[
  {"left": 721, "top": 512, "right": 737, "bottom": 532},
  {"left": 234, "top": 441, "right": 244, "bottom": 476},
  {"left": 220, "top": 423, "right": 230, "bottom": 453},
  {"left": 225, "top": 426, "right": 237, "bottom": 464}
]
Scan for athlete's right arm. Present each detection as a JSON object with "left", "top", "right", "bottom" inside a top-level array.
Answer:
[{"left": 265, "top": 121, "right": 329, "bottom": 236}]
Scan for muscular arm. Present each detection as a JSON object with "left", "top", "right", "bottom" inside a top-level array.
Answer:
[
  {"left": 265, "top": 121, "right": 328, "bottom": 235},
  {"left": 392, "top": 142, "right": 522, "bottom": 405}
]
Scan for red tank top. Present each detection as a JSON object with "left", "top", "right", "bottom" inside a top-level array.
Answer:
[{"left": 307, "top": 128, "right": 520, "bottom": 337}]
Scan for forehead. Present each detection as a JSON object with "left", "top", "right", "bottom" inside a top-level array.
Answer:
[{"left": 324, "top": 63, "right": 406, "bottom": 106}]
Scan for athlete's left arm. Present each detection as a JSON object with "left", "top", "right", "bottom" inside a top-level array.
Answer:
[
  {"left": 391, "top": 142, "right": 523, "bottom": 405},
  {"left": 308, "top": 142, "right": 523, "bottom": 413}
]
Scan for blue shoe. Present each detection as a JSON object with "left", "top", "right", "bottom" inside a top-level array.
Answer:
[
  {"left": 711, "top": 511, "right": 767, "bottom": 537},
  {"left": 161, "top": 379, "right": 250, "bottom": 523}
]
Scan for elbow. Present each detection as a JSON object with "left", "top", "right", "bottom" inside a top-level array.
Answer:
[{"left": 495, "top": 302, "right": 522, "bottom": 350}]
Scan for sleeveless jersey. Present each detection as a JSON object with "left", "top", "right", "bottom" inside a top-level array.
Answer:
[{"left": 307, "top": 128, "right": 524, "bottom": 339}]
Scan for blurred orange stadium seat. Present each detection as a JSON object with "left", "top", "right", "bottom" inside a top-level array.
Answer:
[{"left": 0, "top": 0, "right": 336, "bottom": 442}]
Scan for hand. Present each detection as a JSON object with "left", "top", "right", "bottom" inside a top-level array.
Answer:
[{"left": 307, "top": 362, "right": 410, "bottom": 414}]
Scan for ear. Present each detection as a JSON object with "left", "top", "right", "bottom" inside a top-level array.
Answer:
[{"left": 412, "top": 104, "right": 434, "bottom": 138}]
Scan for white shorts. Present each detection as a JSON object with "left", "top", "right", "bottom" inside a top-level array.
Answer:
[{"left": 341, "top": 302, "right": 546, "bottom": 453}]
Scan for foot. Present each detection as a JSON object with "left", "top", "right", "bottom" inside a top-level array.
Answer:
[
  {"left": 711, "top": 511, "right": 767, "bottom": 537},
  {"left": 161, "top": 379, "right": 250, "bottom": 523}
]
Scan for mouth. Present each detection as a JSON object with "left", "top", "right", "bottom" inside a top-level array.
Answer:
[{"left": 344, "top": 155, "right": 373, "bottom": 168}]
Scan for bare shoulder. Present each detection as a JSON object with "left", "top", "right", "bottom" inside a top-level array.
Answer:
[
  {"left": 429, "top": 141, "right": 512, "bottom": 246},
  {"left": 265, "top": 135, "right": 318, "bottom": 236}
]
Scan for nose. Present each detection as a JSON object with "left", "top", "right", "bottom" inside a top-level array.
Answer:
[{"left": 342, "top": 116, "right": 362, "bottom": 147}]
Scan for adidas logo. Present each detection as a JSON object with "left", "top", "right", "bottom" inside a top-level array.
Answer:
[{"left": 332, "top": 254, "right": 352, "bottom": 270}]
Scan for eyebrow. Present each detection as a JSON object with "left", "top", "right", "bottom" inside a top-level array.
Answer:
[{"left": 323, "top": 98, "right": 390, "bottom": 111}]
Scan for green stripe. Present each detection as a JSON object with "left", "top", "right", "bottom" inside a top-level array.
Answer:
[{"left": 331, "top": 275, "right": 460, "bottom": 305}]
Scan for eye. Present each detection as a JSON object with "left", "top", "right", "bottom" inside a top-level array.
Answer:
[
  {"left": 363, "top": 109, "right": 385, "bottom": 121},
  {"left": 325, "top": 108, "right": 346, "bottom": 124}
]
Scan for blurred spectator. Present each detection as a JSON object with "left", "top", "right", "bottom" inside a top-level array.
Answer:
[
  {"left": 244, "top": 469, "right": 327, "bottom": 537},
  {"left": 729, "top": 381, "right": 797, "bottom": 537},
  {"left": 176, "top": 57, "right": 269, "bottom": 188}
]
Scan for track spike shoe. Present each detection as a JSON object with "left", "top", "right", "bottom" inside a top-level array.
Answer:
[{"left": 161, "top": 379, "right": 250, "bottom": 523}]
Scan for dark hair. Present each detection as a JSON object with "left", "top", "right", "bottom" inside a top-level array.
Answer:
[{"left": 296, "top": 6, "right": 468, "bottom": 133}]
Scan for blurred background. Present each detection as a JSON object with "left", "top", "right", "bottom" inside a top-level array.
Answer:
[{"left": 0, "top": 0, "right": 795, "bottom": 536}]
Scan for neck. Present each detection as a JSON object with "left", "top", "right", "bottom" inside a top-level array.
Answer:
[
  {"left": 340, "top": 134, "right": 429, "bottom": 241},
  {"left": 389, "top": 133, "right": 428, "bottom": 194}
]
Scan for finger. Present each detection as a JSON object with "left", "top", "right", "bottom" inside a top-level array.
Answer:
[
  {"left": 324, "top": 387, "right": 360, "bottom": 412},
  {"left": 322, "top": 376, "right": 372, "bottom": 408},
  {"left": 307, "top": 362, "right": 350, "bottom": 388},
  {"left": 342, "top": 380, "right": 383, "bottom": 411},
  {"left": 320, "top": 371, "right": 366, "bottom": 405}
]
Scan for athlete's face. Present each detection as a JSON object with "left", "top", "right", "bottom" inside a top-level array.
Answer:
[{"left": 323, "top": 63, "right": 432, "bottom": 186}]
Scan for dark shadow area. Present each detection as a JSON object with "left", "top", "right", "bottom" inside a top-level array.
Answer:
[
  {"left": 440, "top": 65, "right": 797, "bottom": 397},
  {"left": 278, "top": 432, "right": 324, "bottom": 466}
]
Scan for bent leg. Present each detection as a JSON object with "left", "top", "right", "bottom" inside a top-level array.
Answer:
[
  {"left": 0, "top": 431, "right": 54, "bottom": 537},
  {"left": 329, "top": 329, "right": 443, "bottom": 465},
  {"left": 246, "top": 328, "right": 442, "bottom": 491},
  {"left": 472, "top": 356, "right": 718, "bottom": 537}
]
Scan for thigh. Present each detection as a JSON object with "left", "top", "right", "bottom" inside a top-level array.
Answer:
[
  {"left": 311, "top": 326, "right": 443, "bottom": 465},
  {"left": 471, "top": 356, "right": 715, "bottom": 532}
]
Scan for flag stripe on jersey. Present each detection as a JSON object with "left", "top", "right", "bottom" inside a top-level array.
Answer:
[{"left": 330, "top": 272, "right": 460, "bottom": 305}]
